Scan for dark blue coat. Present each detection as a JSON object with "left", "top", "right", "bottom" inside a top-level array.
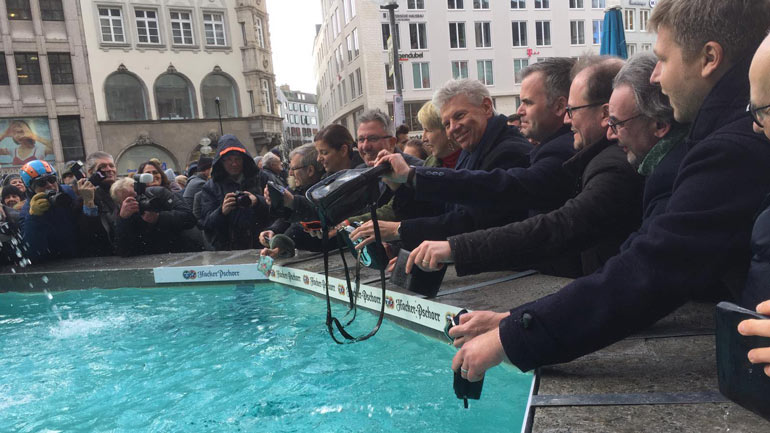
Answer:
[
  {"left": 19, "top": 185, "right": 88, "bottom": 261},
  {"left": 741, "top": 194, "right": 770, "bottom": 309},
  {"left": 198, "top": 135, "right": 269, "bottom": 250},
  {"left": 498, "top": 59, "right": 770, "bottom": 372},
  {"left": 398, "top": 114, "right": 532, "bottom": 249},
  {"left": 411, "top": 125, "right": 575, "bottom": 217}
]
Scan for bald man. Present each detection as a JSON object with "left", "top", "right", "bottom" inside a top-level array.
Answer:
[{"left": 738, "top": 34, "right": 770, "bottom": 377}]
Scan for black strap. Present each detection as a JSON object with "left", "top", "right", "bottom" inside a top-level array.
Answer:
[{"left": 323, "top": 182, "right": 387, "bottom": 344}]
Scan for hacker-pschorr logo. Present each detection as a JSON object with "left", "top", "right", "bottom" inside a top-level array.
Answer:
[
  {"left": 337, "top": 283, "right": 346, "bottom": 295},
  {"left": 182, "top": 270, "right": 197, "bottom": 280},
  {"left": 385, "top": 296, "right": 395, "bottom": 309},
  {"left": 303, "top": 275, "right": 310, "bottom": 285}
]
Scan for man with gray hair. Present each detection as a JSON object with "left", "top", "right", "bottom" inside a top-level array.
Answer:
[
  {"left": 83, "top": 150, "right": 118, "bottom": 255},
  {"left": 367, "top": 79, "right": 532, "bottom": 249},
  {"left": 356, "top": 108, "right": 423, "bottom": 168}
]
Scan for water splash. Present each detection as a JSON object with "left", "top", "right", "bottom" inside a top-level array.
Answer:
[{"left": 42, "top": 276, "right": 49, "bottom": 284}]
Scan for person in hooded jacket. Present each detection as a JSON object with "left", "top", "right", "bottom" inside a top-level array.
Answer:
[{"left": 198, "top": 134, "right": 269, "bottom": 250}]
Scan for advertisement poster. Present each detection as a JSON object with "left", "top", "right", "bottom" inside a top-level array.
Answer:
[{"left": 0, "top": 117, "right": 55, "bottom": 171}]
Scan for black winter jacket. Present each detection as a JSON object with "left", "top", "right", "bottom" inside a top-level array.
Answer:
[
  {"left": 198, "top": 135, "right": 269, "bottom": 250},
  {"left": 114, "top": 186, "right": 198, "bottom": 256},
  {"left": 449, "top": 136, "right": 643, "bottom": 277},
  {"left": 399, "top": 114, "right": 532, "bottom": 248},
  {"left": 499, "top": 59, "right": 770, "bottom": 372}
]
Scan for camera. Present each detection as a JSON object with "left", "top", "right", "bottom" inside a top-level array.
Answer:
[
  {"left": 133, "top": 173, "right": 171, "bottom": 213},
  {"left": 45, "top": 189, "right": 73, "bottom": 208},
  {"left": 69, "top": 161, "right": 85, "bottom": 181},
  {"left": 233, "top": 190, "right": 252, "bottom": 208},
  {"left": 88, "top": 170, "right": 106, "bottom": 187}
]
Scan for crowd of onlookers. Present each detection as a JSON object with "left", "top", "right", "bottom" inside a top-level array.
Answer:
[{"left": 1, "top": 0, "right": 769, "bottom": 387}]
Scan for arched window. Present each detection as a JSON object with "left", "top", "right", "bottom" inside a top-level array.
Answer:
[
  {"left": 201, "top": 73, "right": 239, "bottom": 118},
  {"left": 117, "top": 144, "right": 179, "bottom": 174},
  {"left": 104, "top": 72, "right": 149, "bottom": 121},
  {"left": 154, "top": 73, "right": 196, "bottom": 119}
]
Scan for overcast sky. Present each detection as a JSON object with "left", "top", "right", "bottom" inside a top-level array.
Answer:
[{"left": 267, "top": 1, "right": 323, "bottom": 94}]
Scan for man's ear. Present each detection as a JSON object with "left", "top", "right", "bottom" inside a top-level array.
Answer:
[
  {"left": 552, "top": 96, "right": 568, "bottom": 118},
  {"left": 481, "top": 97, "right": 495, "bottom": 116},
  {"left": 599, "top": 103, "right": 611, "bottom": 128},
  {"left": 700, "top": 41, "right": 725, "bottom": 79},
  {"left": 653, "top": 121, "right": 672, "bottom": 139},
  {"left": 385, "top": 136, "right": 397, "bottom": 153}
]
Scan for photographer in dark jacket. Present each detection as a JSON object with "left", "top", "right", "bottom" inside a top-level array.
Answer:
[
  {"left": 82, "top": 151, "right": 118, "bottom": 256},
  {"left": 198, "top": 135, "right": 268, "bottom": 250},
  {"left": 111, "top": 177, "right": 199, "bottom": 256}
]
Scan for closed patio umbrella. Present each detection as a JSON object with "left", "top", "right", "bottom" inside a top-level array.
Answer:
[{"left": 600, "top": 4, "right": 628, "bottom": 59}]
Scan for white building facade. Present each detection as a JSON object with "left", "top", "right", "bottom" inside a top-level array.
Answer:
[
  {"left": 276, "top": 85, "right": 319, "bottom": 149},
  {"left": 313, "top": 0, "right": 656, "bottom": 134},
  {"left": 80, "top": 0, "right": 282, "bottom": 174}
]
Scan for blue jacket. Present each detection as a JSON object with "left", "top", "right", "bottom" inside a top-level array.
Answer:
[
  {"left": 411, "top": 125, "right": 576, "bottom": 217},
  {"left": 398, "top": 114, "right": 532, "bottom": 249},
  {"left": 19, "top": 185, "right": 86, "bottom": 261},
  {"left": 198, "top": 135, "right": 269, "bottom": 250},
  {"left": 498, "top": 59, "right": 770, "bottom": 372}
]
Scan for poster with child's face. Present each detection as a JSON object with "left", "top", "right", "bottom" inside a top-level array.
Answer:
[{"left": 0, "top": 117, "right": 55, "bottom": 170}]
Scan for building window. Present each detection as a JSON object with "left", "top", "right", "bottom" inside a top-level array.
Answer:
[
  {"left": 48, "top": 53, "right": 74, "bottom": 84},
  {"left": 261, "top": 79, "right": 272, "bottom": 113},
  {"left": 381, "top": 23, "right": 400, "bottom": 50},
  {"left": 343, "top": 0, "right": 352, "bottom": 24},
  {"left": 452, "top": 60, "right": 469, "bottom": 79},
  {"left": 14, "top": 53, "right": 42, "bottom": 85},
  {"left": 333, "top": 8, "right": 341, "bottom": 37},
  {"left": 642, "top": 43, "right": 652, "bottom": 52},
  {"left": 410, "top": 23, "right": 427, "bottom": 50},
  {"left": 388, "top": 101, "right": 429, "bottom": 132},
  {"left": 624, "top": 9, "right": 635, "bottom": 31},
  {"left": 513, "top": 58, "right": 528, "bottom": 84},
  {"left": 352, "top": 28, "right": 360, "bottom": 57},
  {"left": 511, "top": 0, "right": 525, "bottom": 8},
  {"left": 99, "top": 8, "right": 125, "bottom": 43},
  {"left": 349, "top": 72, "right": 356, "bottom": 98},
  {"left": 535, "top": 21, "right": 551, "bottom": 46},
  {"left": 346, "top": 34, "right": 354, "bottom": 61},
  {"left": 341, "top": 78, "right": 348, "bottom": 104},
  {"left": 6, "top": 0, "right": 31, "bottom": 20},
  {"left": 0, "top": 55, "right": 8, "bottom": 85},
  {"left": 475, "top": 22, "right": 492, "bottom": 48},
  {"left": 477, "top": 60, "right": 493, "bottom": 86},
  {"left": 412, "top": 62, "right": 430, "bottom": 89},
  {"left": 155, "top": 73, "right": 195, "bottom": 119},
  {"left": 355, "top": 68, "right": 362, "bottom": 98},
  {"left": 248, "top": 90, "right": 255, "bottom": 113},
  {"left": 201, "top": 73, "right": 239, "bottom": 118},
  {"left": 534, "top": 0, "right": 549, "bottom": 9},
  {"left": 407, "top": 0, "right": 425, "bottom": 10},
  {"left": 448, "top": 0, "right": 464, "bottom": 10},
  {"left": 640, "top": 9, "right": 649, "bottom": 32},
  {"left": 170, "top": 11, "right": 194, "bottom": 45},
  {"left": 473, "top": 0, "right": 490, "bottom": 9},
  {"left": 569, "top": 0, "right": 583, "bottom": 8},
  {"left": 41, "top": 0, "right": 65, "bottom": 21},
  {"left": 385, "top": 64, "right": 402, "bottom": 91},
  {"left": 135, "top": 9, "right": 161, "bottom": 44},
  {"left": 570, "top": 20, "right": 585, "bottom": 45},
  {"left": 58, "top": 116, "right": 86, "bottom": 162},
  {"left": 592, "top": 0, "right": 605, "bottom": 8},
  {"left": 592, "top": 20, "right": 603, "bottom": 45},
  {"left": 512, "top": 21, "right": 527, "bottom": 47},
  {"left": 105, "top": 72, "right": 149, "bottom": 121},
  {"left": 449, "top": 22, "right": 466, "bottom": 49},
  {"left": 626, "top": 43, "right": 636, "bottom": 56},
  {"left": 256, "top": 17, "right": 266, "bottom": 48},
  {"left": 203, "top": 12, "right": 227, "bottom": 46}
]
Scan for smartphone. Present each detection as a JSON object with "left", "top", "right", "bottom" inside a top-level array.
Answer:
[
  {"left": 267, "top": 181, "right": 285, "bottom": 209},
  {"left": 715, "top": 301, "right": 770, "bottom": 420}
]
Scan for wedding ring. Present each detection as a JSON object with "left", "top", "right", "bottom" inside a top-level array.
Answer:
[{"left": 461, "top": 368, "right": 468, "bottom": 374}]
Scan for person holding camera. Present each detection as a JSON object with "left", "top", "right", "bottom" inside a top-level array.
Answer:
[
  {"left": 18, "top": 160, "right": 99, "bottom": 262},
  {"left": 110, "top": 177, "right": 198, "bottom": 257},
  {"left": 198, "top": 134, "right": 269, "bottom": 250},
  {"left": 81, "top": 151, "right": 118, "bottom": 256}
]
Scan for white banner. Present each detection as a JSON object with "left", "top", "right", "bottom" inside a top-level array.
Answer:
[
  {"left": 153, "top": 264, "right": 268, "bottom": 284},
  {"left": 267, "top": 265, "right": 463, "bottom": 333}
]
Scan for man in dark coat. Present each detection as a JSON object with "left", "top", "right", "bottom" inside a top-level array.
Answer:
[
  {"left": 82, "top": 151, "right": 118, "bottom": 256},
  {"left": 111, "top": 177, "right": 199, "bottom": 256},
  {"left": 386, "top": 57, "right": 644, "bottom": 277},
  {"left": 449, "top": 0, "right": 770, "bottom": 380},
  {"left": 377, "top": 79, "right": 532, "bottom": 250},
  {"left": 183, "top": 156, "right": 212, "bottom": 209},
  {"left": 198, "top": 135, "right": 269, "bottom": 250}
]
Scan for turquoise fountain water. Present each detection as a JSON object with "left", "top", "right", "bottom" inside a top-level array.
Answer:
[{"left": 0, "top": 283, "right": 531, "bottom": 432}]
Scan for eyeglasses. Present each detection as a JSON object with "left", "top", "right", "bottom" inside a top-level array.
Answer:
[
  {"left": 356, "top": 135, "right": 392, "bottom": 144},
  {"left": 608, "top": 113, "right": 644, "bottom": 134},
  {"left": 747, "top": 103, "right": 770, "bottom": 128},
  {"left": 288, "top": 165, "right": 308, "bottom": 172},
  {"left": 32, "top": 175, "right": 57, "bottom": 189},
  {"left": 566, "top": 102, "right": 605, "bottom": 119}
]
